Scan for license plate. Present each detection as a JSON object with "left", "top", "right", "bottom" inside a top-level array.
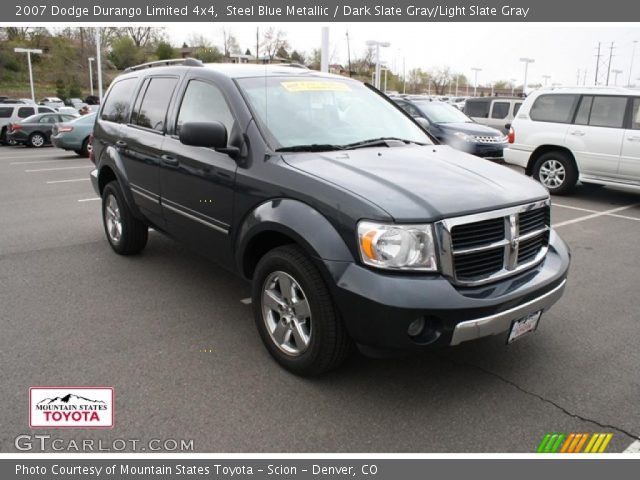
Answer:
[{"left": 507, "top": 310, "right": 542, "bottom": 344}]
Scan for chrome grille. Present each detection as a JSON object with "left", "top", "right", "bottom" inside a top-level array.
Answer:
[
  {"left": 472, "top": 135, "right": 507, "bottom": 144},
  {"left": 437, "top": 200, "right": 550, "bottom": 286}
]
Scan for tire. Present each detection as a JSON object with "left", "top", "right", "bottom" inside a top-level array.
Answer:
[
  {"left": 532, "top": 151, "right": 578, "bottom": 195},
  {"left": 101, "top": 181, "right": 148, "bottom": 255},
  {"left": 28, "top": 132, "right": 46, "bottom": 148},
  {"left": 79, "top": 137, "right": 91, "bottom": 157},
  {"left": 252, "top": 245, "right": 352, "bottom": 375}
]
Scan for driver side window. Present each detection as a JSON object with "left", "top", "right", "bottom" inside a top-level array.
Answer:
[{"left": 176, "top": 80, "right": 235, "bottom": 140}]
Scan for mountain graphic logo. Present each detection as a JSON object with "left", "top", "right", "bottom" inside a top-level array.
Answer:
[{"left": 37, "top": 393, "right": 106, "bottom": 405}]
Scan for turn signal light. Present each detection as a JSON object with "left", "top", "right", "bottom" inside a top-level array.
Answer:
[{"left": 508, "top": 126, "right": 515, "bottom": 144}]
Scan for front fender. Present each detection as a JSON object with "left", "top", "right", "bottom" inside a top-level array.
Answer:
[
  {"left": 235, "top": 198, "right": 354, "bottom": 275},
  {"left": 97, "top": 145, "right": 144, "bottom": 220}
]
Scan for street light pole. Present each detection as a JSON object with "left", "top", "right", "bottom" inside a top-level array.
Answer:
[
  {"left": 628, "top": 40, "right": 637, "bottom": 87},
  {"left": 366, "top": 40, "right": 390, "bottom": 90},
  {"left": 96, "top": 29, "right": 104, "bottom": 102},
  {"left": 542, "top": 75, "right": 551, "bottom": 86},
  {"left": 520, "top": 57, "right": 535, "bottom": 94},
  {"left": 471, "top": 67, "right": 482, "bottom": 96},
  {"left": 510, "top": 78, "right": 517, "bottom": 96},
  {"left": 88, "top": 57, "right": 95, "bottom": 96},
  {"left": 14, "top": 47, "right": 43, "bottom": 103},
  {"left": 611, "top": 69, "right": 623, "bottom": 86}
]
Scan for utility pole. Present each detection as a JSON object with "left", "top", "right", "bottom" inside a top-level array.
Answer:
[
  {"left": 13, "top": 47, "right": 42, "bottom": 103},
  {"left": 542, "top": 75, "right": 551, "bottom": 86},
  {"left": 471, "top": 67, "right": 482, "bottom": 96},
  {"left": 611, "top": 69, "right": 623, "bottom": 85},
  {"left": 583, "top": 69, "right": 588, "bottom": 86},
  {"left": 595, "top": 42, "right": 601, "bottom": 85},
  {"left": 95, "top": 29, "right": 103, "bottom": 101},
  {"left": 256, "top": 27, "right": 259, "bottom": 63},
  {"left": 346, "top": 30, "right": 352, "bottom": 77},
  {"left": 606, "top": 41, "right": 615, "bottom": 86},
  {"left": 576, "top": 69, "right": 580, "bottom": 85}
]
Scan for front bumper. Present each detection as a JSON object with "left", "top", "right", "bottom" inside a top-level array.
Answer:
[
  {"left": 324, "top": 230, "right": 570, "bottom": 350},
  {"left": 7, "top": 131, "right": 28, "bottom": 144}
]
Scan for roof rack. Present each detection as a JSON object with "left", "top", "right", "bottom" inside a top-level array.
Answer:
[{"left": 125, "top": 57, "right": 203, "bottom": 72}]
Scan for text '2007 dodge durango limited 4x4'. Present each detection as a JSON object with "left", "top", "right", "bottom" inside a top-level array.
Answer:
[{"left": 90, "top": 60, "right": 570, "bottom": 375}]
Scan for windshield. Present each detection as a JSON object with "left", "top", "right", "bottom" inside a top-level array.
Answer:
[
  {"left": 237, "top": 76, "right": 432, "bottom": 150},
  {"left": 415, "top": 101, "right": 473, "bottom": 123}
]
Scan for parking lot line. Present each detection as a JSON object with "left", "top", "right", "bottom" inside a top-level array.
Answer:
[
  {"left": 552, "top": 203, "right": 599, "bottom": 214},
  {"left": 25, "top": 165, "right": 93, "bottom": 173},
  {"left": 77, "top": 197, "right": 100, "bottom": 202},
  {"left": 1, "top": 153, "right": 60, "bottom": 161},
  {"left": 46, "top": 178, "right": 90, "bottom": 184},
  {"left": 11, "top": 159, "right": 85, "bottom": 165},
  {"left": 553, "top": 203, "right": 640, "bottom": 228},
  {"left": 623, "top": 440, "right": 640, "bottom": 453}
]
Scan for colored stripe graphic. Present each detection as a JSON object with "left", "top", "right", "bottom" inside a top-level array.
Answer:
[{"left": 537, "top": 433, "right": 612, "bottom": 453}]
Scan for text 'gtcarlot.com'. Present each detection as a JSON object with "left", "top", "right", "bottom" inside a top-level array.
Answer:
[{"left": 14, "top": 435, "right": 194, "bottom": 452}]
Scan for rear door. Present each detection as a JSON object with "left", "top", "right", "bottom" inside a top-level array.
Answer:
[
  {"left": 565, "top": 95, "right": 627, "bottom": 178},
  {"left": 488, "top": 100, "right": 511, "bottom": 132},
  {"left": 619, "top": 97, "right": 640, "bottom": 182},
  {"left": 159, "top": 77, "right": 238, "bottom": 268},
  {"left": 119, "top": 75, "right": 179, "bottom": 226}
]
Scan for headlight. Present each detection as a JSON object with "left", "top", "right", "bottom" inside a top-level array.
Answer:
[
  {"left": 454, "top": 131, "right": 477, "bottom": 143},
  {"left": 357, "top": 221, "right": 438, "bottom": 271}
]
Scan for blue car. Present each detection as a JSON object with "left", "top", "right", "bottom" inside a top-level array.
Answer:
[
  {"left": 51, "top": 112, "right": 97, "bottom": 157},
  {"left": 392, "top": 98, "right": 508, "bottom": 161}
]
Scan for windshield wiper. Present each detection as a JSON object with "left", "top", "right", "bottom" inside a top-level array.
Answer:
[
  {"left": 342, "top": 137, "right": 425, "bottom": 150},
  {"left": 275, "top": 144, "right": 345, "bottom": 152}
]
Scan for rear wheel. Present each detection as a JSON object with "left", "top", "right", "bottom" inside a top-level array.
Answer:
[
  {"left": 101, "top": 181, "right": 148, "bottom": 255},
  {"left": 252, "top": 245, "right": 352, "bottom": 375},
  {"left": 28, "top": 132, "right": 46, "bottom": 148},
  {"left": 532, "top": 151, "right": 577, "bottom": 195}
]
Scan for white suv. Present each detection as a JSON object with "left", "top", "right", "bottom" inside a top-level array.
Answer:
[{"left": 505, "top": 87, "right": 640, "bottom": 194}]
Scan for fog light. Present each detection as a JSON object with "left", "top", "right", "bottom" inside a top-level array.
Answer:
[{"left": 407, "top": 317, "right": 426, "bottom": 337}]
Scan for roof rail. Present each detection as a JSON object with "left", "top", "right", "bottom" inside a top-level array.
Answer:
[
  {"left": 124, "top": 57, "right": 203, "bottom": 72},
  {"left": 272, "top": 63, "right": 309, "bottom": 69}
]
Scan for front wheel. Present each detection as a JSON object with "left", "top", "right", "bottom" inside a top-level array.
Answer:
[
  {"left": 252, "top": 245, "right": 352, "bottom": 375},
  {"left": 532, "top": 151, "right": 578, "bottom": 195},
  {"left": 101, "top": 181, "right": 148, "bottom": 255}
]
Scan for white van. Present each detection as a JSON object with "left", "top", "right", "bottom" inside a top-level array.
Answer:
[
  {"left": 0, "top": 104, "right": 56, "bottom": 145},
  {"left": 464, "top": 97, "right": 523, "bottom": 134},
  {"left": 505, "top": 87, "right": 640, "bottom": 194}
]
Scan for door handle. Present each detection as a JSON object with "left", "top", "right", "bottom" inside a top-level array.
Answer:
[
  {"left": 161, "top": 154, "right": 179, "bottom": 167},
  {"left": 569, "top": 131, "right": 585, "bottom": 136},
  {"left": 627, "top": 136, "right": 640, "bottom": 142}
]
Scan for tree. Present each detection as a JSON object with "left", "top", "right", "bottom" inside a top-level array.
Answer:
[
  {"left": 290, "top": 50, "right": 306, "bottom": 65},
  {"left": 68, "top": 77, "right": 82, "bottom": 98},
  {"left": 155, "top": 41, "right": 176, "bottom": 60},
  {"left": 260, "top": 28, "right": 288, "bottom": 61},
  {"left": 55, "top": 79, "right": 67, "bottom": 101},
  {"left": 222, "top": 29, "right": 241, "bottom": 58},
  {"left": 307, "top": 49, "right": 321, "bottom": 70},
  {"left": 430, "top": 66, "right": 452, "bottom": 95},
  {"left": 109, "top": 36, "right": 143, "bottom": 70},
  {"left": 191, "top": 46, "right": 224, "bottom": 63},
  {"left": 120, "top": 27, "right": 163, "bottom": 48},
  {"left": 493, "top": 80, "right": 510, "bottom": 90}
]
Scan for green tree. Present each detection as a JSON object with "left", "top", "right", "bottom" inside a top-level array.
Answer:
[
  {"left": 55, "top": 79, "right": 67, "bottom": 100},
  {"left": 109, "top": 36, "right": 142, "bottom": 70},
  {"left": 68, "top": 77, "right": 82, "bottom": 98},
  {"left": 191, "top": 46, "right": 224, "bottom": 63},
  {"left": 290, "top": 50, "right": 305, "bottom": 65},
  {"left": 155, "top": 41, "right": 175, "bottom": 60}
]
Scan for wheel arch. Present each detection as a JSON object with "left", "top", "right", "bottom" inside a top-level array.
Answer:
[{"left": 526, "top": 145, "right": 577, "bottom": 176}]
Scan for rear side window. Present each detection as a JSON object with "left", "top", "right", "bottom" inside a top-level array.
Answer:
[
  {"left": 39, "top": 116, "right": 57, "bottom": 124},
  {"left": 530, "top": 94, "right": 579, "bottom": 124},
  {"left": 587, "top": 96, "right": 627, "bottom": 128},
  {"left": 0, "top": 107, "right": 11, "bottom": 118},
  {"left": 37, "top": 107, "right": 54, "bottom": 114},
  {"left": 514, "top": 102, "right": 522, "bottom": 115},
  {"left": 18, "top": 107, "right": 35, "bottom": 118},
  {"left": 101, "top": 78, "right": 136, "bottom": 123},
  {"left": 176, "top": 80, "right": 235, "bottom": 136},
  {"left": 465, "top": 100, "right": 490, "bottom": 118},
  {"left": 131, "top": 77, "right": 178, "bottom": 132},
  {"left": 491, "top": 102, "right": 510, "bottom": 119},
  {"left": 631, "top": 98, "right": 640, "bottom": 130}
]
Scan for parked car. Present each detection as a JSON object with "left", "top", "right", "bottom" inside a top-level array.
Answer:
[
  {"left": 7, "top": 112, "right": 77, "bottom": 147},
  {"left": 65, "top": 97, "right": 85, "bottom": 109},
  {"left": 449, "top": 96, "right": 468, "bottom": 110},
  {"left": 38, "top": 97, "right": 65, "bottom": 109},
  {"left": 0, "top": 104, "right": 56, "bottom": 145},
  {"left": 393, "top": 98, "right": 508, "bottom": 160},
  {"left": 90, "top": 60, "right": 569, "bottom": 375},
  {"left": 505, "top": 86, "right": 640, "bottom": 195},
  {"left": 85, "top": 95, "right": 100, "bottom": 105},
  {"left": 464, "top": 97, "right": 523, "bottom": 133},
  {"left": 51, "top": 112, "right": 96, "bottom": 156},
  {"left": 57, "top": 106, "right": 81, "bottom": 116},
  {"left": 0, "top": 98, "right": 35, "bottom": 104}
]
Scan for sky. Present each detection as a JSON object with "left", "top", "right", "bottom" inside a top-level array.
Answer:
[{"left": 167, "top": 23, "right": 640, "bottom": 87}]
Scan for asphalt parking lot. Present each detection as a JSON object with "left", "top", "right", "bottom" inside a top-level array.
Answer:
[{"left": 0, "top": 145, "right": 639, "bottom": 453}]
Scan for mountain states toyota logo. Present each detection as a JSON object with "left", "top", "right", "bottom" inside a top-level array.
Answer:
[{"left": 29, "top": 387, "right": 114, "bottom": 428}]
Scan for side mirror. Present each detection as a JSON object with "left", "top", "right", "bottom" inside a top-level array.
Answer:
[
  {"left": 179, "top": 121, "right": 227, "bottom": 148},
  {"left": 415, "top": 117, "right": 431, "bottom": 129},
  {"left": 179, "top": 121, "right": 240, "bottom": 158}
]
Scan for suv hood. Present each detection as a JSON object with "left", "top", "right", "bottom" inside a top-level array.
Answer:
[
  {"left": 437, "top": 122, "right": 504, "bottom": 136},
  {"left": 282, "top": 145, "right": 547, "bottom": 222}
]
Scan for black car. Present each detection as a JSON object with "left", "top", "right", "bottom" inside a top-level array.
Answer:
[
  {"left": 90, "top": 59, "right": 570, "bottom": 375},
  {"left": 392, "top": 98, "right": 508, "bottom": 160},
  {"left": 7, "top": 113, "right": 77, "bottom": 147}
]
